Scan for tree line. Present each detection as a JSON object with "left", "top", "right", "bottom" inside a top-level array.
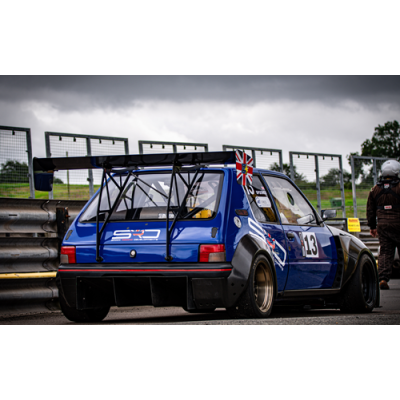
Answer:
[
  {"left": 269, "top": 120, "right": 400, "bottom": 188},
  {"left": 0, "top": 160, "right": 63, "bottom": 184}
]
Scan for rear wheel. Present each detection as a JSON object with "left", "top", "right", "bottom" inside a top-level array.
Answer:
[
  {"left": 339, "top": 254, "right": 378, "bottom": 313},
  {"left": 227, "top": 255, "right": 275, "bottom": 318},
  {"left": 59, "top": 290, "right": 110, "bottom": 323}
]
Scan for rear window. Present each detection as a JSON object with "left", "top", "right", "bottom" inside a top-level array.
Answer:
[{"left": 80, "top": 171, "right": 223, "bottom": 222}]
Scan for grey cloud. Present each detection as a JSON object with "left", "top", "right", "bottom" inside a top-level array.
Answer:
[{"left": 1, "top": 76, "right": 400, "bottom": 112}]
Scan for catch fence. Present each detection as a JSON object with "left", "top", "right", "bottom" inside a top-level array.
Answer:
[
  {"left": 0, "top": 125, "right": 34, "bottom": 199},
  {"left": 45, "top": 132, "right": 129, "bottom": 200},
  {"left": 350, "top": 155, "right": 389, "bottom": 218},
  {"left": 139, "top": 140, "right": 208, "bottom": 154},
  {"left": 289, "top": 152, "right": 346, "bottom": 218},
  {"left": 3, "top": 123, "right": 393, "bottom": 222},
  {"left": 222, "top": 145, "right": 283, "bottom": 171}
]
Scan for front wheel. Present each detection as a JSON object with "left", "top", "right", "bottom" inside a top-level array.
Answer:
[
  {"left": 339, "top": 254, "right": 378, "bottom": 313},
  {"left": 59, "top": 290, "right": 110, "bottom": 323},
  {"left": 227, "top": 255, "right": 275, "bottom": 318}
]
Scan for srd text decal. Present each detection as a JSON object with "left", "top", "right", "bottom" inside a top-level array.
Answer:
[{"left": 111, "top": 230, "right": 161, "bottom": 241}]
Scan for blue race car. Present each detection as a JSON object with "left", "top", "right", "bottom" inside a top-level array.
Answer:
[{"left": 33, "top": 150, "right": 379, "bottom": 322}]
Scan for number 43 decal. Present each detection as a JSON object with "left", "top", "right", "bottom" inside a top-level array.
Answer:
[{"left": 299, "top": 232, "right": 319, "bottom": 258}]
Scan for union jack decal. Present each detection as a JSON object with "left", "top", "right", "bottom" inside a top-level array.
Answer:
[{"left": 236, "top": 150, "right": 253, "bottom": 186}]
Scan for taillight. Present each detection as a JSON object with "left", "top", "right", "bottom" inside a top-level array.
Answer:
[
  {"left": 61, "top": 246, "right": 76, "bottom": 264},
  {"left": 199, "top": 244, "right": 226, "bottom": 262}
]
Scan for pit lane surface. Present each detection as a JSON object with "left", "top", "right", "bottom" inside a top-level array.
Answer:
[{"left": 1, "top": 280, "right": 400, "bottom": 325}]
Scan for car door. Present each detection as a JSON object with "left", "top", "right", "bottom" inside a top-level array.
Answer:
[
  {"left": 262, "top": 174, "right": 338, "bottom": 291},
  {"left": 243, "top": 174, "right": 289, "bottom": 291}
]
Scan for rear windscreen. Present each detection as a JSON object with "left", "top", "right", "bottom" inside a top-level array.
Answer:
[{"left": 80, "top": 171, "right": 223, "bottom": 222}]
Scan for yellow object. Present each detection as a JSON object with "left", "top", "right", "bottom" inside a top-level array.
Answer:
[
  {"left": 0, "top": 272, "right": 57, "bottom": 279},
  {"left": 194, "top": 209, "right": 212, "bottom": 219},
  {"left": 347, "top": 218, "right": 361, "bottom": 232}
]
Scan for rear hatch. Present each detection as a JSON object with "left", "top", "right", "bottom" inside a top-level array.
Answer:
[{"left": 68, "top": 169, "right": 229, "bottom": 263}]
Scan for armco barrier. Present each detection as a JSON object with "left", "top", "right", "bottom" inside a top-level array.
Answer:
[
  {"left": 0, "top": 198, "right": 85, "bottom": 234},
  {"left": 0, "top": 198, "right": 86, "bottom": 316}
]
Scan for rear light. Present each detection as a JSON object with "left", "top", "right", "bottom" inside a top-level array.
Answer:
[
  {"left": 199, "top": 244, "right": 226, "bottom": 262},
  {"left": 61, "top": 246, "right": 76, "bottom": 264}
]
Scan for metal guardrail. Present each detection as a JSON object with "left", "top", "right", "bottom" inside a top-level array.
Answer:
[
  {"left": 0, "top": 198, "right": 85, "bottom": 234},
  {"left": 0, "top": 198, "right": 86, "bottom": 315},
  {"left": 0, "top": 237, "right": 59, "bottom": 274},
  {"left": 326, "top": 218, "right": 347, "bottom": 232},
  {"left": 326, "top": 218, "right": 378, "bottom": 257}
]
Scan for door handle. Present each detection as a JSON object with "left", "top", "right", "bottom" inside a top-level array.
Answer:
[{"left": 286, "top": 232, "right": 295, "bottom": 240}]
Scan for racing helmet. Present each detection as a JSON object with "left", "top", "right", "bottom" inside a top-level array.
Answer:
[{"left": 381, "top": 160, "right": 400, "bottom": 178}]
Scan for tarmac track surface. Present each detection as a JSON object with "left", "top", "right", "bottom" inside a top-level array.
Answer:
[{"left": 1, "top": 280, "right": 400, "bottom": 325}]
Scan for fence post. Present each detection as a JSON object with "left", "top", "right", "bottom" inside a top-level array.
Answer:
[
  {"left": 279, "top": 151, "right": 283, "bottom": 173},
  {"left": 56, "top": 206, "right": 70, "bottom": 260},
  {"left": 351, "top": 155, "right": 357, "bottom": 218},
  {"left": 124, "top": 139, "right": 129, "bottom": 155},
  {"left": 26, "top": 128, "right": 35, "bottom": 199},
  {"left": 45, "top": 132, "right": 53, "bottom": 200},
  {"left": 289, "top": 152, "right": 294, "bottom": 181},
  {"left": 315, "top": 155, "right": 321, "bottom": 214},
  {"left": 56, "top": 207, "right": 70, "bottom": 241},
  {"left": 86, "top": 138, "right": 94, "bottom": 198},
  {"left": 339, "top": 155, "right": 346, "bottom": 218},
  {"left": 252, "top": 150, "right": 257, "bottom": 168}
]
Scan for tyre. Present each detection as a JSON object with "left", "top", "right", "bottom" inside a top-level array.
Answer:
[
  {"left": 227, "top": 255, "right": 275, "bottom": 318},
  {"left": 59, "top": 290, "right": 110, "bottom": 323},
  {"left": 339, "top": 254, "right": 378, "bottom": 313}
]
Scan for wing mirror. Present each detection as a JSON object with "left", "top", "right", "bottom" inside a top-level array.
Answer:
[{"left": 321, "top": 209, "right": 337, "bottom": 221}]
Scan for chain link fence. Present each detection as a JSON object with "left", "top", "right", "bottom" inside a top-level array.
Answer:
[
  {"left": 289, "top": 152, "right": 346, "bottom": 218},
  {"left": 0, "top": 125, "right": 34, "bottom": 199},
  {"left": 222, "top": 145, "right": 283, "bottom": 171},
  {"left": 45, "top": 132, "right": 129, "bottom": 200},
  {"left": 139, "top": 140, "right": 208, "bottom": 155},
  {"left": 350, "top": 155, "right": 389, "bottom": 218}
]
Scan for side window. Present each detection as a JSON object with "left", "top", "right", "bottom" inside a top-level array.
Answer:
[
  {"left": 244, "top": 175, "right": 278, "bottom": 223},
  {"left": 263, "top": 175, "right": 317, "bottom": 225}
]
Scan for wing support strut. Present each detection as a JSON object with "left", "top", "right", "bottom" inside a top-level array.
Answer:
[{"left": 95, "top": 168, "right": 134, "bottom": 262}]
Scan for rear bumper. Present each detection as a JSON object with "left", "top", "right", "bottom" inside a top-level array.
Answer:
[
  {"left": 57, "top": 263, "right": 247, "bottom": 311},
  {"left": 58, "top": 263, "right": 233, "bottom": 277}
]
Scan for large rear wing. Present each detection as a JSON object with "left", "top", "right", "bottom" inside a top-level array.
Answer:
[{"left": 33, "top": 151, "right": 237, "bottom": 191}]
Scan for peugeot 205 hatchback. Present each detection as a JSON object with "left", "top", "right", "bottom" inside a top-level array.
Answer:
[{"left": 33, "top": 150, "right": 379, "bottom": 322}]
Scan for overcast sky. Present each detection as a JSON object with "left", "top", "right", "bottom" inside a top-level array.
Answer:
[{"left": 1, "top": 76, "right": 399, "bottom": 173}]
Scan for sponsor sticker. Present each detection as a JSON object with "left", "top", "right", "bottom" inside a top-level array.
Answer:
[
  {"left": 347, "top": 218, "right": 361, "bottom": 232},
  {"left": 255, "top": 196, "right": 272, "bottom": 208},
  {"left": 111, "top": 229, "right": 161, "bottom": 241}
]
